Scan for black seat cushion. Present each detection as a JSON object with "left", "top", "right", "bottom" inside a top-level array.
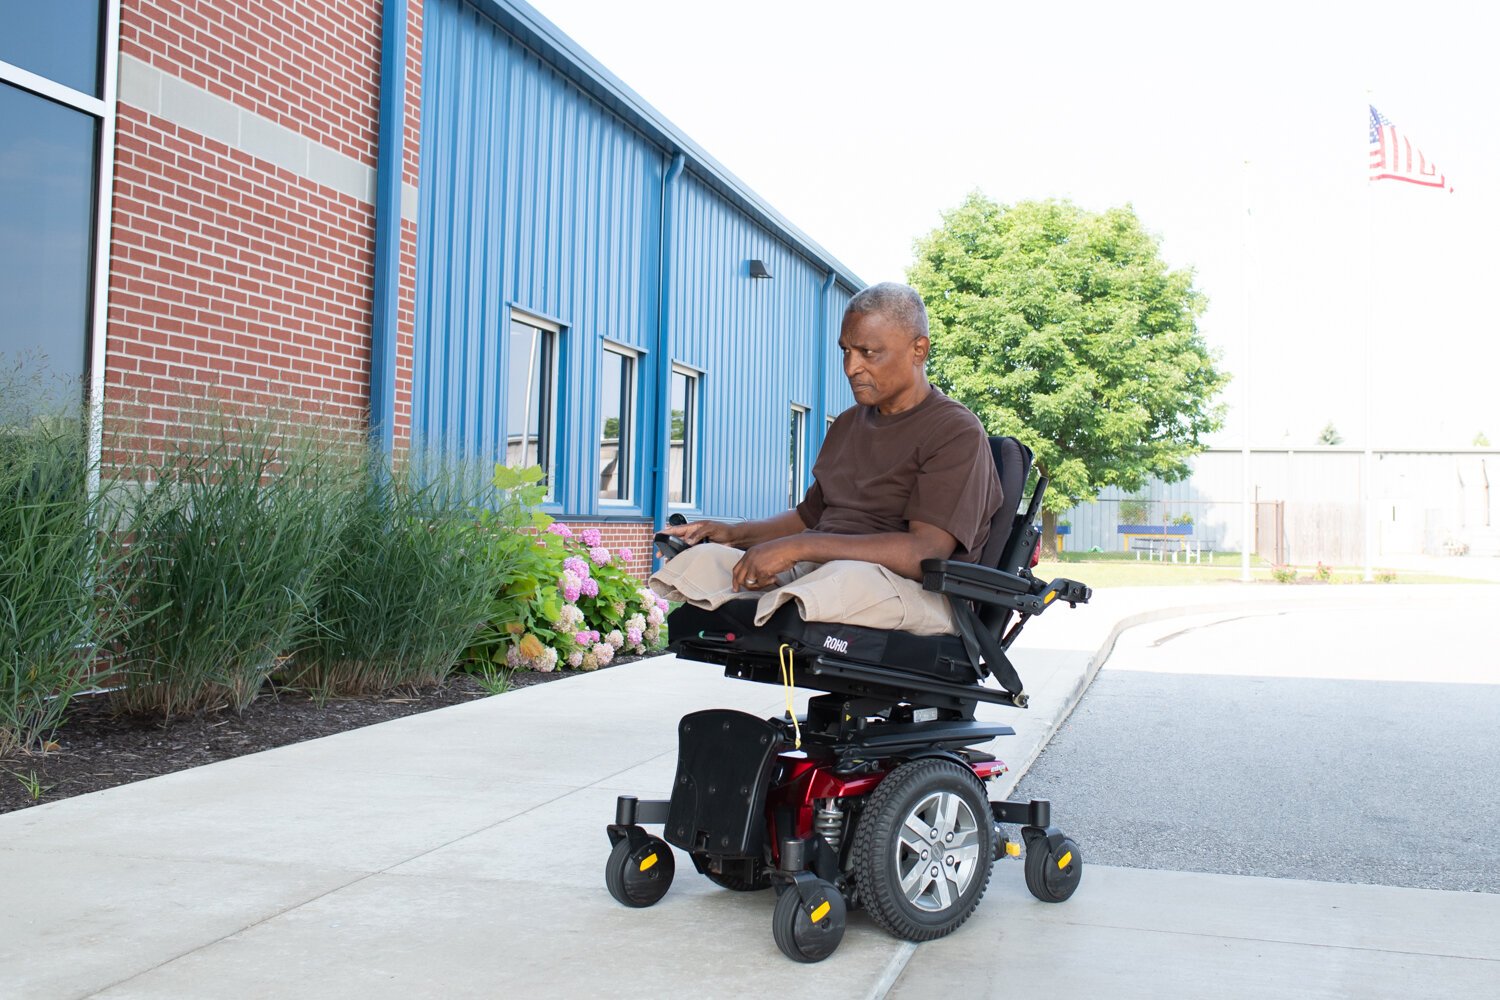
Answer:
[{"left": 667, "top": 602, "right": 978, "bottom": 685}]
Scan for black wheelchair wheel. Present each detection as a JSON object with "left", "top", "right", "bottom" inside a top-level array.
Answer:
[
  {"left": 850, "top": 758, "right": 995, "bottom": 941},
  {"left": 1024, "top": 835, "right": 1082, "bottom": 903},
  {"left": 605, "top": 835, "right": 675, "bottom": 908},
  {"left": 771, "top": 880, "right": 846, "bottom": 963}
]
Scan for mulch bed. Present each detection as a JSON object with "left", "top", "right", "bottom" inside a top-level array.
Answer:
[{"left": 0, "top": 664, "right": 614, "bottom": 815}]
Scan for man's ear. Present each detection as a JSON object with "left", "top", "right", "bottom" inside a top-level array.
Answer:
[{"left": 913, "top": 336, "right": 931, "bottom": 364}]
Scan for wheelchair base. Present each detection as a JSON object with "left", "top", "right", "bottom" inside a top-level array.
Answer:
[{"left": 604, "top": 706, "right": 1082, "bottom": 961}]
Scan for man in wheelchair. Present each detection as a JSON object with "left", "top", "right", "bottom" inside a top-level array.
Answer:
[
  {"left": 651, "top": 281, "right": 1001, "bottom": 638},
  {"left": 605, "top": 282, "right": 1091, "bottom": 963}
]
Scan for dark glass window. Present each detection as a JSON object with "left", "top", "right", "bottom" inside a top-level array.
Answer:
[
  {"left": 506, "top": 320, "right": 555, "bottom": 487},
  {"left": 598, "top": 347, "right": 635, "bottom": 502},
  {"left": 0, "top": 81, "right": 96, "bottom": 396},
  {"left": 669, "top": 367, "right": 697, "bottom": 505},
  {"left": 0, "top": 0, "right": 106, "bottom": 97}
]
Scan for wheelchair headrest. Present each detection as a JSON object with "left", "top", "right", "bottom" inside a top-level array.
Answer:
[{"left": 977, "top": 436, "right": 1033, "bottom": 570}]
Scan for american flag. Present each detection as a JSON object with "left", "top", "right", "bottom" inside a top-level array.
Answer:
[{"left": 1369, "top": 105, "right": 1451, "bottom": 191}]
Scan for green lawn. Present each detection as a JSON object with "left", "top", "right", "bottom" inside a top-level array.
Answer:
[{"left": 1036, "top": 552, "right": 1484, "bottom": 588}]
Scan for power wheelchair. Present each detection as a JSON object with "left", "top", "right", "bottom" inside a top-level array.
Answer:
[{"left": 603, "top": 436, "right": 1091, "bottom": 962}]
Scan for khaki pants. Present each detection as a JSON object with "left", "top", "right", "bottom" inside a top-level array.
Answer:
[{"left": 649, "top": 543, "right": 957, "bottom": 636}]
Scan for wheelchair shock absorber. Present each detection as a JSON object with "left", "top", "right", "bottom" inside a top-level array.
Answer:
[{"left": 813, "top": 798, "right": 846, "bottom": 854}]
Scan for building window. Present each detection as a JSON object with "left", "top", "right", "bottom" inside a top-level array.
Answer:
[
  {"left": 0, "top": 0, "right": 111, "bottom": 401},
  {"left": 507, "top": 317, "right": 556, "bottom": 489},
  {"left": 790, "top": 404, "right": 808, "bottom": 508},
  {"left": 599, "top": 344, "right": 637, "bottom": 503},
  {"left": 669, "top": 365, "right": 699, "bottom": 506},
  {"left": 0, "top": 0, "right": 106, "bottom": 97}
]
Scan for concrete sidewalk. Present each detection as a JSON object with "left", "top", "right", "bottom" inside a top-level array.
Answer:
[{"left": 4, "top": 585, "right": 1498, "bottom": 998}]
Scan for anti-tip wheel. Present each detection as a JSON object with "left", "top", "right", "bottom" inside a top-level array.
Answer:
[
  {"left": 605, "top": 834, "right": 675, "bottom": 907},
  {"left": 1024, "top": 835, "right": 1082, "bottom": 903},
  {"left": 771, "top": 880, "right": 846, "bottom": 963}
]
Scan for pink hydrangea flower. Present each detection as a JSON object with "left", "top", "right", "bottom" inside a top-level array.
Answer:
[
  {"left": 593, "top": 642, "right": 615, "bottom": 666},
  {"left": 563, "top": 556, "right": 591, "bottom": 579},
  {"left": 560, "top": 569, "right": 582, "bottom": 604},
  {"left": 589, "top": 545, "right": 611, "bottom": 566},
  {"left": 606, "top": 629, "right": 624, "bottom": 650},
  {"left": 580, "top": 577, "right": 599, "bottom": 598},
  {"left": 618, "top": 548, "right": 634, "bottom": 563},
  {"left": 581, "top": 528, "right": 602, "bottom": 547},
  {"left": 567, "top": 650, "right": 584, "bottom": 668},
  {"left": 545, "top": 522, "right": 574, "bottom": 538},
  {"left": 627, "top": 627, "right": 643, "bottom": 646}
]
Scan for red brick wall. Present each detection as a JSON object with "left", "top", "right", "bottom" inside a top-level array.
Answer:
[
  {"left": 393, "top": 0, "right": 423, "bottom": 446},
  {"left": 119, "top": 0, "right": 382, "bottom": 165},
  {"left": 105, "top": 104, "right": 374, "bottom": 449},
  {"left": 107, "top": 0, "right": 425, "bottom": 452},
  {"left": 564, "top": 520, "right": 656, "bottom": 582}
]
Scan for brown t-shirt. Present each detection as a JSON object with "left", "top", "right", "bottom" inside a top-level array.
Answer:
[{"left": 795, "top": 388, "right": 1002, "bottom": 563}]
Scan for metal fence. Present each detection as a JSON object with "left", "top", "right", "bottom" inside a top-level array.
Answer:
[{"left": 1057, "top": 498, "right": 1285, "bottom": 564}]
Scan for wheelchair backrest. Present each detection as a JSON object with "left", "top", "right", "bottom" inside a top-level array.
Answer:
[{"left": 977, "top": 436, "right": 1033, "bottom": 572}]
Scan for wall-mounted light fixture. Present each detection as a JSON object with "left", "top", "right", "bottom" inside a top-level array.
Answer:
[{"left": 747, "top": 259, "right": 772, "bottom": 279}]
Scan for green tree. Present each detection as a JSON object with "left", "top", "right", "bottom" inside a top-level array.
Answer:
[
  {"left": 909, "top": 194, "right": 1227, "bottom": 552},
  {"left": 1318, "top": 422, "right": 1343, "bottom": 445},
  {"left": 1475, "top": 430, "right": 1490, "bottom": 447}
]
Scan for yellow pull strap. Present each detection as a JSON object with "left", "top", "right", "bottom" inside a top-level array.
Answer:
[{"left": 778, "top": 644, "right": 801, "bottom": 749}]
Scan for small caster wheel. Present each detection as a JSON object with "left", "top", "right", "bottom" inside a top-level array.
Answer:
[
  {"left": 605, "top": 834, "right": 675, "bottom": 907},
  {"left": 1025, "top": 835, "right": 1082, "bottom": 903},
  {"left": 771, "top": 879, "right": 846, "bottom": 963}
]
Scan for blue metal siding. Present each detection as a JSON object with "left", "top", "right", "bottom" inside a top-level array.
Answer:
[
  {"left": 823, "top": 282, "right": 855, "bottom": 420},
  {"left": 414, "top": 0, "right": 662, "bottom": 514},
  {"left": 667, "top": 173, "right": 855, "bottom": 520},
  {"left": 413, "top": 0, "right": 861, "bottom": 520}
]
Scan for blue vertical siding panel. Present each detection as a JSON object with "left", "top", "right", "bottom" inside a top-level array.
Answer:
[
  {"left": 825, "top": 283, "right": 855, "bottom": 417},
  {"left": 666, "top": 173, "right": 834, "bottom": 521},
  {"left": 415, "top": 0, "right": 858, "bottom": 519},
  {"left": 414, "top": 0, "right": 662, "bottom": 515}
]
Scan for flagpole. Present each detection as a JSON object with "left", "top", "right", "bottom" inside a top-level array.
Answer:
[
  {"left": 1240, "top": 159, "right": 1254, "bottom": 583},
  {"left": 1363, "top": 96, "right": 1376, "bottom": 582}
]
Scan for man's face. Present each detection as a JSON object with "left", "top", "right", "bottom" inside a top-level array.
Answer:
[{"left": 839, "top": 310, "right": 928, "bottom": 412}]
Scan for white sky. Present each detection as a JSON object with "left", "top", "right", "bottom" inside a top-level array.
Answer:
[{"left": 530, "top": 0, "right": 1500, "bottom": 449}]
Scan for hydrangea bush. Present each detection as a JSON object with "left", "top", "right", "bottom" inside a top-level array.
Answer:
[{"left": 469, "top": 465, "right": 669, "bottom": 674}]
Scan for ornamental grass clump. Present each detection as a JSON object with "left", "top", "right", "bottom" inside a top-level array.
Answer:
[
  {"left": 0, "top": 384, "right": 135, "bottom": 757},
  {"left": 292, "top": 452, "right": 507, "bottom": 698},
  {"left": 112, "top": 413, "right": 354, "bottom": 719}
]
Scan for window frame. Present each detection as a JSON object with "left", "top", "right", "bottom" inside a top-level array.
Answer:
[
  {"left": 598, "top": 340, "right": 640, "bottom": 507},
  {"left": 667, "top": 363, "right": 700, "bottom": 510},
  {"left": 790, "top": 403, "right": 809, "bottom": 509},
  {"left": 506, "top": 309, "right": 562, "bottom": 502},
  {"left": 0, "top": 0, "right": 119, "bottom": 486}
]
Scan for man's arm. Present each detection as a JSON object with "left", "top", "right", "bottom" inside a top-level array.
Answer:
[
  {"left": 730, "top": 520, "right": 957, "bottom": 591},
  {"left": 660, "top": 509, "right": 807, "bottom": 549}
]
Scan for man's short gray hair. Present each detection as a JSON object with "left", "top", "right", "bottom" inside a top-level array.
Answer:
[{"left": 845, "top": 282, "right": 929, "bottom": 341}]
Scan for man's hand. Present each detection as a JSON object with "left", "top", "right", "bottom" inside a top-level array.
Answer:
[
  {"left": 660, "top": 519, "right": 736, "bottom": 546},
  {"left": 731, "top": 537, "right": 804, "bottom": 592}
]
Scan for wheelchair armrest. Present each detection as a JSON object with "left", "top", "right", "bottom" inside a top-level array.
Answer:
[{"left": 921, "top": 559, "right": 1091, "bottom": 613}]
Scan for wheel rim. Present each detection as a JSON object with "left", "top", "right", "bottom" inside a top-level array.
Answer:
[{"left": 893, "top": 789, "right": 982, "bottom": 912}]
